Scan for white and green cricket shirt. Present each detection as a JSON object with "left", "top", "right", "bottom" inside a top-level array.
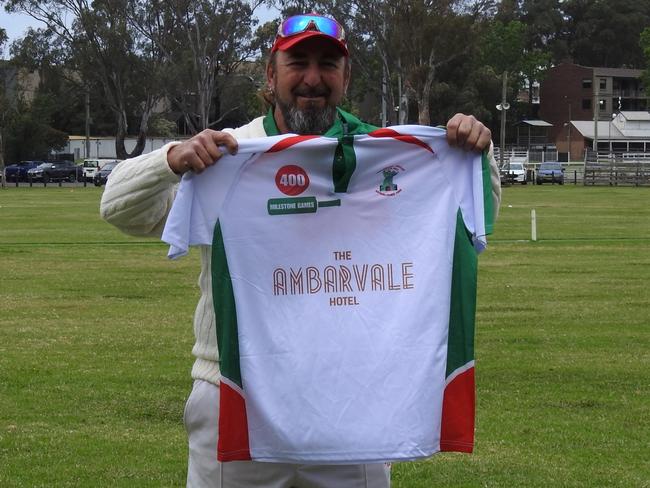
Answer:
[{"left": 162, "top": 125, "right": 494, "bottom": 464}]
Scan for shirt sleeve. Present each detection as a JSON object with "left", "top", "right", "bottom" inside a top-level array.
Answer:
[
  {"left": 100, "top": 142, "right": 182, "bottom": 238},
  {"left": 162, "top": 153, "right": 249, "bottom": 258},
  {"left": 440, "top": 142, "right": 488, "bottom": 253}
]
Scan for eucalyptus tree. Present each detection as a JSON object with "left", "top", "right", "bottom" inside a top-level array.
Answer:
[
  {"left": 563, "top": 0, "right": 650, "bottom": 68},
  {"left": 131, "top": 0, "right": 263, "bottom": 133},
  {"left": 4, "top": 0, "right": 166, "bottom": 159}
]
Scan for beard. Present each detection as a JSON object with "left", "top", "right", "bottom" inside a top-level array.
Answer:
[{"left": 275, "top": 85, "right": 338, "bottom": 135}]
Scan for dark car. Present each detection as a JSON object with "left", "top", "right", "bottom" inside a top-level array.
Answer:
[
  {"left": 4, "top": 161, "right": 43, "bottom": 182},
  {"left": 93, "top": 160, "right": 120, "bottom": 186},
  {"left": 536, "top": 162, "right": 564, "bottom": 185},
  {"left": 27, "top": 161, "right": 83, "bottom": 182}
]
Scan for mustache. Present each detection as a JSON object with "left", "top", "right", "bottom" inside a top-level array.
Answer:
[{"left": 293, "top": 86, "right": 331, "bottom": 97}]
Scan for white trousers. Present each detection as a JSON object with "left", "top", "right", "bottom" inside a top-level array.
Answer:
[{"left": 184, "top": 380, "right": 391, "bottom": 488}]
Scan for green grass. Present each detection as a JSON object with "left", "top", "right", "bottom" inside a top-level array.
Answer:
[{"left": 1, "top": 186, "right": 649, "bottom": 487}]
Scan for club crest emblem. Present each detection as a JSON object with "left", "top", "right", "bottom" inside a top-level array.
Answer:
[{"left": 376, "top": 165, "right": 404, "bottom": 196}]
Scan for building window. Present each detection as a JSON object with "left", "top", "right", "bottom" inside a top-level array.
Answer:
[
  {"left": 629, "top": 142, "right": 645, "bottom": 152},
  {"left": 599, "top": 99, "right": 607, "bottom": 111},
  {"left": 582, "top": 79, "right": 592, "bottom": 89},
  {"left": 600, "top": 78, "right": 607, "bottom": 90},
  {"left": 582, "top": 99, "right": 592, "bottom": 110}
]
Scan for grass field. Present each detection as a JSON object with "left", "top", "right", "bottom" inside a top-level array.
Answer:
[{"left": 1, "top": 185, "right": 648, "bottom": 487}]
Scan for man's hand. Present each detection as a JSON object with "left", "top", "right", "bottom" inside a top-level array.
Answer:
[
  {"left": 446, "top": 113, "right": 492, "bottom": 152},
  {"left": 167, "top": 129, "right": 238, "bottom": 175}
]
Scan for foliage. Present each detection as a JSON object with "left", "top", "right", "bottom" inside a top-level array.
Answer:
[
  {"left": 2, "top": 0, "right": 650, "bottom": 147},
  {"left": 1, "top": 186, "right": 649, "bottom": 486},
  {"left": 2, "top": 91, "right": 68, "bottom": 163},
  {"left": 4, "top": 0, "right": 166, "bottom": 159},
  {"left": 147, "top": 115, "right": 178, "bottom": 138},
  {"left": 563, "top": 0, "right": 650, "bottom": 67},
  {"left": 131, "top": 0, "right": 261, "bottom": 133},
  {"left": 640, "top": 27, "right": 650, "bottom": 89},
  {"left": 0, "top": 27, "right": 7, "bottom": 54}
]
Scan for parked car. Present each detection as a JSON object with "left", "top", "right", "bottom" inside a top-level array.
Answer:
[
  {"left": 27, "top": 161, "right": 84, "bottom": 182},
  {"left": 4, "top": 161, "right": 43, "bottom": 182},
  {"left": 536, "top": 162, "right": 565, "bottom": 185},
  {"left": 82, "top": 158, "right": 119, "bottom": 182},
  {"left": 505, "top": 162, "right": 527, "bottom": 184},
  {"left": 93, "top": 160, "right": 120, "bottom": 186}
]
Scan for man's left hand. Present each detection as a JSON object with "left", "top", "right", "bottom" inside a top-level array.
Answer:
[{"left": 446, "top": 113, "right": 492, "bottom": 152}]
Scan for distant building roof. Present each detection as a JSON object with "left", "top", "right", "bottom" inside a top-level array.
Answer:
[
  {"left": 517, "top": 120, "right": 553, "bottom": 127},
  {"left": 549, "top": 63, "right": 644, "bottom": 79},
  {"left": 618, "top": 111, "right": 650, "bottom": 121},
  {"left": 571, "top": 120, "right": 650, "bottom": 140},
  {"left": 592, "top": 67, "right": 644, "bottom": 78}
]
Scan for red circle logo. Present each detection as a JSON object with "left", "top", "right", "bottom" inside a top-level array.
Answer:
[{"left": 275, "top": 165, "right": 310, "bottom": 196}]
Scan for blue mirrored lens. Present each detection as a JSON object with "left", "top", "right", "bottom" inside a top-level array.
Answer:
[{"left": 280, "top": 15, "right": 343, "bottom": 39}]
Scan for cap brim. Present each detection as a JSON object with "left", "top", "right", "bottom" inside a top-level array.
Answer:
[{"left": 272, "top": 31, "right": 349, "bottom": 56}]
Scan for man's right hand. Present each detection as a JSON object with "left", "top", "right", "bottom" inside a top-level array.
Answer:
[{"left": 167, "top": 129, "right": 238, "bottom": 175}]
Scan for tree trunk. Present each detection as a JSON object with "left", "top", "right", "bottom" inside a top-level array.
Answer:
[
  {"left": 114, "top": 100, "right": 155, "bottom": 160},
  {"left": 114, "top": 108, "right": 129, "bottom": 160},
  {"left": 417, "top": 51, "right": 436, "bottom": 126}
]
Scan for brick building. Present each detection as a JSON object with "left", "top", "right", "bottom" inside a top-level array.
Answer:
[{"left": 539, "top": 63, "right": 649, "bottom": 159}]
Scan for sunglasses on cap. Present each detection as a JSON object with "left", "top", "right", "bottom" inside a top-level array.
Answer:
[{"left": 277, "top": 14, "right": 346, "bottom": 41}]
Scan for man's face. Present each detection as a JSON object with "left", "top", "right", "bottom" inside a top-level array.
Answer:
[{"left": 267, "top": 37, "right": 350, "bottom": 135}]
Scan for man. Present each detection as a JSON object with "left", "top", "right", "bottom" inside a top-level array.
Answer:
[{"left": 101, "top": 12, "right": 500, "bottom": 488}]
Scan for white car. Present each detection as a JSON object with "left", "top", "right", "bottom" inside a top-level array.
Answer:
[
  {"left": 505, "top": 162, "right": 527, "bottom": 184},
  {"left": 82, "top": 158, "right": 118, "bottom": 182}
]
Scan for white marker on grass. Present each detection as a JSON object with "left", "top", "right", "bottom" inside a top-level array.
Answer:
[{"left": 531, "top": 209, "right": 537, "bottom": 242}]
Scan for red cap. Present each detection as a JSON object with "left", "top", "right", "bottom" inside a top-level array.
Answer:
[{"left": 271, "top": 30, "right": 349, "bottom": 57}]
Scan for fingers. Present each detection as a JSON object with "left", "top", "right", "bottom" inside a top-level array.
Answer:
[
  {"left": 167, "top": 130, "right": 238, "bottom": 175},
  {"left": 446, "top": 113, "right": 492, "bottom": 152}
]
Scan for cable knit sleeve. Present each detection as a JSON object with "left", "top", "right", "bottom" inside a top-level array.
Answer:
[
  {"left": 100, "top": 142, "right": 182, "bottom": 238},
  {"left": 486, "top": 142, "right": 502, "bottom": 221},
  {"left": 99, "top": 117, "right": 267, "bottom": 239}
]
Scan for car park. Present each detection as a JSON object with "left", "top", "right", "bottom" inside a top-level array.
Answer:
[
  {"left": 27, "top": 161, "right": 84, "bottom": 182},
  {"left": 93, "top": 160, "right": 120, "bottom": 186},
  {"left": 4, "top": 161, "right": 43, "bottom": 182},
  {"left": 536, "top": 162, "right": 564, "bottom": 185}
]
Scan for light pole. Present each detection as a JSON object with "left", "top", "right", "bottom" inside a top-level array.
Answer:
[
  {"left": 564, "top": 98, "right": 572, "bottom": 162},
  {"left": 85, "top": 89, "right": 90, "bottom": 159},
  {"left": 496, "top": 71, "right": 510, "bottom": 172}
]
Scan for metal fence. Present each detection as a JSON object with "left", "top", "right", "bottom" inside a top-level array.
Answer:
[{"left": 493, "top": 147, "right": 559, "bottom": 167}]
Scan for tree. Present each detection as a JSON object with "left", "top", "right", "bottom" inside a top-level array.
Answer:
[
  {"left": 3, "top": 93, "right": 68, "bottom": 162},
  {"left": 563, "top": 0, "right": 650, "bottom": 68},
  {"left": 324, "top": 0, "right": 491, "bottom": 126},
  {"left": 131, "top": 0, "right": 262, "bottom": 134},
  {"left": 10, "top": 28, "right": 110, "bottom": 137},
  {"left": 4, "top": 0, "right": 166, "bottom": 159},
  {"left": 641, "top": 27, "right": 650, "bottom": 89}
]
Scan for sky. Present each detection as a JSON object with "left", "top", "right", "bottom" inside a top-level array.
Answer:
[
  {"left": 0, "top": 9, "right": 39, "bottom": 50},
  {"left": 0, "top": 5, "right": 280, "bottom": 59}
]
